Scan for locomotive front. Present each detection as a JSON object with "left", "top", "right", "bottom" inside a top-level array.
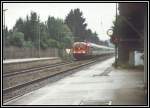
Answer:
[{"left": 72, "top": 42, "right": 89, "bottom": 60}]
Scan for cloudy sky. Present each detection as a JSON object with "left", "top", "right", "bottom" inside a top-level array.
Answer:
[{"left": 3, "top": 3, "right": 118, "bottom": 41}]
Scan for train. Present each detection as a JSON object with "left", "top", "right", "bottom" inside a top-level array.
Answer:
[{"left": 72, "top": 41, "right": 114, "bottom": 60}]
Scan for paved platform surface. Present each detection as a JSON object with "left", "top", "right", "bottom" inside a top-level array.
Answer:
[
  {"left": 4, "top": 57, "right": 148, "bottom": 106},
  {"left": 3, "top": 57, "right": 59, "bottom": 64}
]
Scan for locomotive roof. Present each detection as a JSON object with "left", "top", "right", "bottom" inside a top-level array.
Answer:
[{"left": 73, "top": 42, "right": 87, "bottom": 45}]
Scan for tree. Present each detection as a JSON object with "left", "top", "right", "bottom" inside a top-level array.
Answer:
[
  {"left": 65, "top": 8, "right": 101, "bottom": 44},
  {"left": 9, "top": 11, "right": 74, "bottom": 50},
  {"left": 13, "top": 12, "right": 41, "bottom": 48},
  {"left": 9, "top": 31, "right": 25, "bottom": 47},
  {"left": 24, "top": 15, "right": 31, "bottom": 41},
  {"left": 46, "top": 38, "right": 58, "bottom": 48},
  {"left": 47, "top": 16, "right": 73, "bottom": 49},
  {"left": 60, "top": 24, "right": 74, "bottom": 48},
  {"left": 38, "top": 22, "right": 49, "bottom": 49},
  {"left": 23, "top": 41, "right": 33, "bottom": 48},
  {"left": 85, "top": 29, "right": 92, "bottom": 42},
  {"left": 3, "top": 26, "right": 9, "bottom": 46},
  {"left": 13, "top": 18, "right": 24, "bottom": 33},
  {"left": 30, "top": 12, "right": 39, "bottom": 44},
  {"left": 47, "top": 16, "right": 63, "bottom": 41},
  {"left": 65, "top": 8, "right": 87, "bottom": 42},
  {"left": 91, "top": 32, "right": 100, "bottom": 44}
]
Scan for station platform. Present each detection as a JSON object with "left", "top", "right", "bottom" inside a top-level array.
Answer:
[
  {"left": 3, "top": 57, "right": 148, "bottom": 106},
  {"left": 3, "top": 57, "right": 59, "bottom": 64},
  {"left": 3, "top": 57, "right": 61, "bottom": 73}
]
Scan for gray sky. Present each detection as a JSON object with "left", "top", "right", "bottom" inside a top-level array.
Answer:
[{"left": 3, "top": 3, "right": 118, "bottom": 41}]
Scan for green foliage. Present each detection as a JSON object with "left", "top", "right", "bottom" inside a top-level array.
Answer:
[
  {"left": 9, "top": 31, "right": 25, "bottom": 47},
  {"left": 3, "top": 27, "right": 10, "bottom": 46},
  {"left": 13, "top": 18, "right": 24, "bottom": 33},
  {"left": 23, "top": 41, "right": 33, "bottom": 48},
  {"left": 47, "top": 38, "right": 58, "bottom": 48},
  {"left": 13, "top": 12, "right": 40, "bottom": 43},
  {"left": 65, "top": 8, "right": 87, "bottom": 42},
  {"left": 65, "top": 8, "right": 100, "bottom": 44},
  {"left": 62, "top": 36, "right": 73, "bottom": 48},
  {"left": 47, "top": 16, "right": 60, "bottom": 40},
  {"left": 7, "top": 10, "right": 102, "bottom": 50},
  {"left": 47, "top": 16, "right": 74, "bottom": 49},
  {"left": 40, "top": 42, "right": 48, "bottom": 49}
]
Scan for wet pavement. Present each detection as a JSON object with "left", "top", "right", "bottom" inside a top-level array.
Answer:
[{"left": 4, "top": 57, "right": 147, "bottom": 106}]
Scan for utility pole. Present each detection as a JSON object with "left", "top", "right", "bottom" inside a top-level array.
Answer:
[
  {"left": 115, "top": 3, "right": 118, "bottom": 68},
  {"left": 38, "top": 16, "right": 40, "bottom": 58},
  {"left": 3, "top": 9, "right": 8, "bottom": 59}
]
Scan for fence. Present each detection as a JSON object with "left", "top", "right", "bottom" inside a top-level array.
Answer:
[{"left": 3, "top": 46, "right": 59, "bottom": 59}]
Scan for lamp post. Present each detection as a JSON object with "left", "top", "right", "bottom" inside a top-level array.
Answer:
[
  {"left": 3, "top": 9, "right": 8, "bottom": 59},
  {"left": 3, "top": 9, "right": 8, "bottom": 29},
  {"left": 38, "top": 16, "right": 40, "bottom": 58},
  {"left": 115, "top": 3, "right": 118, "bottom": 68}
]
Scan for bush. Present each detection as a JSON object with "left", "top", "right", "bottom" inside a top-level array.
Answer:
[
  {"left": 23, "top": 41, "right": 33, "bottom": 48},
  {"left": 10, "top": 32, "right": 25, "bottom": 47},
  {"left": 47, "top": 38, "right": 58, "bottom": 48}
]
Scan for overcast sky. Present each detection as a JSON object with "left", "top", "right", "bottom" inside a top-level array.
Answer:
[{"left": 3, "top": 3, "right": 118, "bottom": 41}]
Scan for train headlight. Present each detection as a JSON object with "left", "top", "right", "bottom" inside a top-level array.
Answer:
[
  {"left": 87, "top": 43, "right": 90, "bottom": 46},
  {"left": 82, "top": 51, "right": 85, "bottom": 53}
]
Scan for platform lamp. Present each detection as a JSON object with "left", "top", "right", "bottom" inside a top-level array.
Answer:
[{"left": 3, "top": 9, "right": 8, "bottom": 60}]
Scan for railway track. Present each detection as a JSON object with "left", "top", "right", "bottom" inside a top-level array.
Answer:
[
  {"left": 3, "top": 55, "right": 113, "bottom": 103},
  {"left": 3, "top": 62, "right": 69, "bottom": 77}
]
